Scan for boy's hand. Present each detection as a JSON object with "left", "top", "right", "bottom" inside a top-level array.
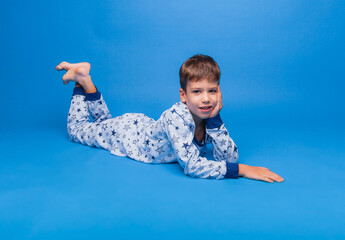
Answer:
[
  {"left": 209, "top": 85, "right": 223, "bottom": 118},
  {"left": 238, "top": 164, "right": 284, "bottom": 183}
]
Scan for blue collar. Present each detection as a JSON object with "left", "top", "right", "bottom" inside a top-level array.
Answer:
[{"left": 193, "top": 135, "right": 206, "bottom": 147}]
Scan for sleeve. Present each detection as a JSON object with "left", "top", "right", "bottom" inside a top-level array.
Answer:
[
  {"left": 161, "top": 110, "right": 238, "bottom": 179},
  {"left": 205, "top": 114, "right": 239, "bottom": 177}
]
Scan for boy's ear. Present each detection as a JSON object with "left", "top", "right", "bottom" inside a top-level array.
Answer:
[{"left": 179, "top": 88, "right": 186, "bottom": 103}]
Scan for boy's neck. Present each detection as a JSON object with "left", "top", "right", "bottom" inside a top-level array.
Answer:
[{"left": 193, "top": 116, "right": 206, "bottom": 142}]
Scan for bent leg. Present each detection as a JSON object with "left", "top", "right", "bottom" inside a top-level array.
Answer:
[
  {"left": 67, "top": 87, "right": 94, "bottom": 145},
  {"left": 84, "top": 89, "right": 112, "bottom": 123},
  {"left": 67, "top": 87, "right": 116, "bottom": 151},
  {"left": 59, "top": 61, "right": 115, "bottom": 150}
]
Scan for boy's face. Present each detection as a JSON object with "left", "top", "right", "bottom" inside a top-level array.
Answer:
[{"left": 180, "top": 78, "right": 219, "bottom": 123}]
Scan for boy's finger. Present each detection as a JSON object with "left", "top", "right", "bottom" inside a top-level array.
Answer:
[
  {"left": 271, "top": 172, "right": 284, "bottom": 181},
  {"left": 267, "top": 173, "right": 284, "bottom": 182},
  {"left": 267, "top": 174, "right": 282, "bottom": 183},
  {"left": 261, "top": 177, "right": 274, "bottom": 183},
  {"left": 217, "top": 86, "right": 223, "bottom": 107}
]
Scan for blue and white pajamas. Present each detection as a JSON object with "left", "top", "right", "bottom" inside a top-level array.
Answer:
[{"left": 67, "top": 87, "right": 239, "bottom": 179}]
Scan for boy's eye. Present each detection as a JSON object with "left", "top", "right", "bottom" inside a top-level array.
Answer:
[
  {"left": 210, "top": 90, "right": 217, "bottom": 93},
  {"left": 193, "top": 90, "right": 201, "bottom": 93}
]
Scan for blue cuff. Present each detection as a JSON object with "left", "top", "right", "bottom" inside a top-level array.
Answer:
[
  {"left": 85, "top": 90, "right": 101, "bottom": 101},
  {"left": 72, "top": 87, "right": 85, "bottom": 96},
  {"left": 206, "top": 114, "right": 223, "bottom": 129},
  {"left": 225, "top": 162, "right": 239, "bottom": 179}
]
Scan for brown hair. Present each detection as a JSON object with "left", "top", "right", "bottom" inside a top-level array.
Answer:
[{"left": 179, "top": 54, "right": 220, "bottom": 91}]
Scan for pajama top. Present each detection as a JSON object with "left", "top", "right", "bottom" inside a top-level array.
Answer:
[{"left": 67, "top": 87, "right": 239, "bottom": 179}]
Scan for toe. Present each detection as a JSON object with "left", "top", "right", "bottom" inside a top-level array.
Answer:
[
  {"left": 57, "top": 61, "right": 71, "bottom": 71},
  {"left": 62, "top": 71, "right": 72, "bottom": 81}
]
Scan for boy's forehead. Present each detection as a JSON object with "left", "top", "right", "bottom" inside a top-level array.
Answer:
[{"left": 187, "top": 78, "right": 219, "bottom": 89}]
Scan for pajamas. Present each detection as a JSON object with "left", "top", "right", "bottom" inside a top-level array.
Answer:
[{"left": 67, "top": 87, "right": 239, "bottom": 179}]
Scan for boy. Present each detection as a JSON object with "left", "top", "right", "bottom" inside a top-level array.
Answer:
[{"left": 56, "top": 55, "right": 284, "bottom": 182}]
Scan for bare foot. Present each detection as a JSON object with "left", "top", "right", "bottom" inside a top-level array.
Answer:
[
  {"left": 55, "top": 61, "right": 91, "bottom": 85},
  {"left": 56, "top": 61, "right": 97, "bottom": 93}
]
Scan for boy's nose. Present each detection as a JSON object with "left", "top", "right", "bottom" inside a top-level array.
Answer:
[{"left": 202, "top": 93, "right": 210, "bottom": 102}]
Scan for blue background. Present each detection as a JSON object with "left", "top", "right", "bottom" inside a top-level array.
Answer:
[{"left": 1, "top": 0, "right": 344, "bottom": 239}]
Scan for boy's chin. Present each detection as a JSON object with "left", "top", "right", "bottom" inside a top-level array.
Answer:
[
  {"left": 192, "top": 113, "right": 210, "bottom": 121},
  {"left": 199, "top": 114, "right": 210, "bottom": 119}
]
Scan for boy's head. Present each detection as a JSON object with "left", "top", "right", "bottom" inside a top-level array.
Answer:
[
  {"left": 179, "top": 54, "right": 221, "bottom": 122},
  {"left": 179, "top": 54, "right": 220, "bottom": 92}
]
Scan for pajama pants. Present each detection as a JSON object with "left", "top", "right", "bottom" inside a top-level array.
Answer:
[{"left": 66, "top": 87, "right": 176, "bottom": 163}]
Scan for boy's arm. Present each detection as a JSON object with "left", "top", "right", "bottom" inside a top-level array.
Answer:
[
  {"left": 206, "top": 114, "right": 239, "bottom": 163},
  {"left": 161, "top": 110, "right": 238, "bottom": 180},
  {"left": 206, "top": 85, "right": 238, "bottom": 163},
  {"left": 206, "top": 117, "right": 284, "bottom": 183},
  {"left": 206, "top": 86, "right": 283, "bottom": 183}
]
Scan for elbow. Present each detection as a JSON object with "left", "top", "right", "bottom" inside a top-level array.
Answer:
[
  {"left": 183, "top": 164, "right": 199, "bottom": 178},
  {"left": 67, "top": 123, "right": 79, "bottom": 142},
  {"left": 184, "top": 164, "right": 208, "bottom": 179}
]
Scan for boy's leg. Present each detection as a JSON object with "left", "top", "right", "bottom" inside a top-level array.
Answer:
[
  {"left": 56, "top": 61, "right": 112, "bottom": 122},
  {"left": 85, "top": 90, "right": 112, "bottom": 123},
  {"left": 67, "top": 88, "right": 95, "bottom": 145},
  {"left": 67, "top": 87, "right": 114, "bottom": 150},
  {"left": 57, "top": 61, "right": 113, "bottom": 149}
]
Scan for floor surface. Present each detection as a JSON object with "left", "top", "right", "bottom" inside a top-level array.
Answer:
[{"left": 1, "top": 112, "right": 344, "bottom": 240}]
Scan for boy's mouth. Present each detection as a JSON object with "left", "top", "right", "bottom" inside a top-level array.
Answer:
[{"left": 199, "top": 106, "right": 212, "bottom": 112}]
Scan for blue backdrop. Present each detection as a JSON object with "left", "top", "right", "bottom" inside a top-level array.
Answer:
[{"left": 1, "top": 1, "right": 344, "bottom": 239}]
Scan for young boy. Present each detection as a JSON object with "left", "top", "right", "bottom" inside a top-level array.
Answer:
[{"left": 56, "top": 55, "right": 284, "bottom": 183}]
